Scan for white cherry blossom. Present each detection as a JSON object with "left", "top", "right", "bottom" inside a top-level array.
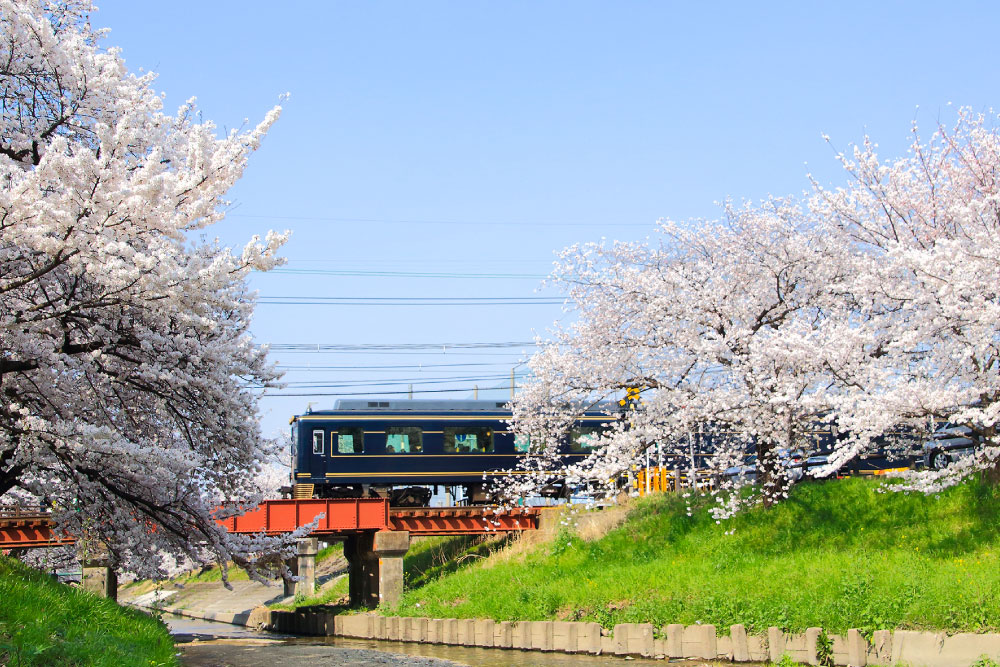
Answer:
[{"left": 0, "top": 0, "right": 293, "bottom": 578}]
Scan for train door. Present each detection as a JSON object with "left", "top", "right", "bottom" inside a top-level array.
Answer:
[
  {"left": 290, "top": 421, "right": 299, "bottom": 473},
  {"left": 308, "top": 426, "right": 327, "bottom": 480}
]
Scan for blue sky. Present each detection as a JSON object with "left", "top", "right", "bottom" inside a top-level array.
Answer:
[{"left": 93, "top": 1, "right": 1000, "bottom": 441}]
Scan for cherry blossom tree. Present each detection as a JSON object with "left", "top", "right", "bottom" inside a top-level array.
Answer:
[
  {"left": 812, "top": 109, "right": 1000, "bottom": 492},
  {"left": 0, "top": 0, "right": 292, "bottom": 577},
  {"left": 506, "top": 200, "right": 850, "bottom": 509},
  {"left": 509, "top": 109, "right": 1000, "bottom": 510}
]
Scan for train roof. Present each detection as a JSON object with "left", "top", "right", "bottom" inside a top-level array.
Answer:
[
  {"left": 330, "top": 399, "right": 510, "bottom": 412},
  {"left": 298, "top": 399, "right": 618, "bottom": 415}
]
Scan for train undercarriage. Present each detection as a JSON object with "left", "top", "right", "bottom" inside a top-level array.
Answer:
[
  {"left": 287, "top": 479, "right": 575, "bottom": 507},
  {"left": 292, "top": 482, "right": 497, "bottom": 507}
]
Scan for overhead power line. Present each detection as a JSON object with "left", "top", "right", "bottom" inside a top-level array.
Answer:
[
  {"left": 275, "top": 362, "right": 509, "bottom": 371},
  {"left": 257, "top": 373, "right": 527, "bottom": 390},
  {"left": 258, "top": 296, "right": 564, "bottom": 306},
  {"left": 272, "top": 350, "right": 529, "bottom": 357},
  {"left": 283, "top": 258, "right": 552, "bottom": 265},
  {"left": 270, "top": 269, "right": 545, "bottom": 280},
  {"left": 230, "top": 213, "right": 652, "bottom": 229},
  {"left": 269, "top": 341, "right": 536, "bottom": 352},
  {"left": 259, "top": 385, "right": 517, "bottom": 398}
]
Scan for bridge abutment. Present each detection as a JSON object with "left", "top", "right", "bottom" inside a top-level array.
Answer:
[
  {"left": 82, "top": 556, "right": 117, "bottom": 601},
  {"left": 284, "top": 537, "right": 319, "bottom": 597},
  {"left": 344, "top": 530, "right": 409, "bottom": 608}
]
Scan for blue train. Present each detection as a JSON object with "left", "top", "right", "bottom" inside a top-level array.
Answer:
[{"left": 289, "top": 399, "right": 615, "bottom": 505}]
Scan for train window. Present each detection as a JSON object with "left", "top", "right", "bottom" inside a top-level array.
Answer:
[
  {"left": 385, "top": 427, "right": 422, "bottom": 454},
  {"left": 514, "top": 434, "right": 530, "bottom": 453},
  {"left": 444, "top": 426, "right": 494, "bottom": 453},
  {"left": 570, "top": 427, "right": 601, "bottom": 453},
  {"left": 337, "top": 428, "right": 364, "bottom": 454},
  {"left": 312, "top": 430, "right": 324, "bottom": 455}
]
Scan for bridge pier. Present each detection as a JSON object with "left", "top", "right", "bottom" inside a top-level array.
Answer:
[
  {"left": 284, "top": 537, "right": 318, "bottom": 598},
  {"left": 344, "top": 530, "right": 409, "bottom": 608},
  {"left": 82, "top": 556, "right": 117, "bottom": 601}
]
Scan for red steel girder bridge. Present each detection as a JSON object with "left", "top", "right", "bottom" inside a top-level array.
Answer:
[
  {"left": 1, "top": 499, "right": 542, "bottom": 548},
  {"left": 0, "top": 506, "right": 76, "bottom": 549}
]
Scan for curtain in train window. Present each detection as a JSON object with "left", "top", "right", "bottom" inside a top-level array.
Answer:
[
  {"left": 385, "top": 427, "right": 422, "bottom": 453},
  {"left": 337, "top": 427, "right": 364, "bottom": 454},
  {"left": 444, "top": 426, "right": 494, "bottom": 453}
]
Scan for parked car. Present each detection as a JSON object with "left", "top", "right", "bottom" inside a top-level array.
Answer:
[
  {"left": 723, "top": 449, "right": 806, "bottom": 483},
  {"left": 923, "top": 424, "right": 976, "bottom": 470},
  {"left": 802, "top": 453, "right": 832, "bottom": 477}
]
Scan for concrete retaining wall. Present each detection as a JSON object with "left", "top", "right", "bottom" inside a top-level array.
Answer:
[
  {"left": 250, "top": 610, "right": 1000, "bottom": 666},
  {"left": 132, "top": 601, "right": 1000, "bottom": 666}
]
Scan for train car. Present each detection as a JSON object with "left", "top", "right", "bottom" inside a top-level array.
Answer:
[{"left": 289, "top": 399, "right": 615, "bottom": 505}]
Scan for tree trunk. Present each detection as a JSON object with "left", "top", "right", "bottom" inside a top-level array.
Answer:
[{"left": 757, "top": 440, "right": 791, "bottom": 508}]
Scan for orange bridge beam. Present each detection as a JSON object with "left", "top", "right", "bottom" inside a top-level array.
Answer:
[
  {"left": 389, "top": 506, "right": 541, "bottom": 535},
  {"left": 2, "top": 499, "right": 541, "bottom": 548}
]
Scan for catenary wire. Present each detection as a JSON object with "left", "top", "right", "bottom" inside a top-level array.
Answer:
[
  {"left": 269, "top": 269, "right": 546, "bottom": 279},
  {"left": 269, "top": 341, "right": 537, "bottom": 351},
  {"left": 250, "top": 373, "right": 528, "bottom": 390},
  {"left": 229, "top": 213, "right": 653, "bottom": 228},
  {"left": 258, "top": 296, "right": 564, "bottom": 306}
]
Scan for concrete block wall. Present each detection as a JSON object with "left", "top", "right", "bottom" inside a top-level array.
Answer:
[{"left": 235, "top": 607, "right": 1000, "bottom": 666}]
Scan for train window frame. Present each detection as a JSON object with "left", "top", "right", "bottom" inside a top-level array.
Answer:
[
  {"left": 385, "top": 426, "right": 422, "bottom": 454},
  {"left": 444, "top": 426, "right": 494, "bottom": 453},
  {"left": 570, "top": 427, "right": 601, "bottom": 453},
  {"left": 337, "top": 427, "right": 364, "bottom": 454},
  {"left": 312, "top": 430, "right": 324, "bottom": 456}
]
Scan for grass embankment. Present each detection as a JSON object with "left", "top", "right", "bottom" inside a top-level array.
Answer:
[
  {"left": 0, "top": 556, "right": 176, "bottom": 666},
  {"left": 121, "top": 557, "right": 253, "bottom": 601},
  {"left": 269, "top": 542, "right": 349, "bottom": 609},
  {"left": 126, "top": 543, "right": 348, "bottom": 602},
  {"left": 270, "top": 535, "right": 511, "bottom": 610},
  {"left": 392, "top": 477, "right": 1000, "bottom": 634}
]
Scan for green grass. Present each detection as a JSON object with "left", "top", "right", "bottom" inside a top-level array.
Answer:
[
  {"left": 0, "top": 556, "right": 176, "bottom": 666},
  {"left": 269, "top": 576, "right": 350, "bottom": 611},
  {"left": 269, "top": 541, "right": 350, "bottom": 610},
  {"left": 391, "top": 477, "right": 1000, "bottom": 634},
  {"left": 404, "top": 534, "right": 512, "bottom": 589},
  {"left": 169, "top": 562, "right": 249, "bottom": 585},
  {"left": 317, "top": 541, "right": 344, "bottom": 564}
]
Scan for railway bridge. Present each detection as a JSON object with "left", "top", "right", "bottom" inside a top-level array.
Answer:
[{"left": 0, "top": 499, "right": 542, "bottom": 607}]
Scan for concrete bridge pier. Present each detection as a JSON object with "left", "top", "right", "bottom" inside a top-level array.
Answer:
[
  {"left": 82, "top": 556, "right": 117, "bottom": 601},
  {"left": 284, "top": 537, "right": 319, "bottom": 598},
  {"left": 344, "top": 530, "right": 409, "bottom": 608}
]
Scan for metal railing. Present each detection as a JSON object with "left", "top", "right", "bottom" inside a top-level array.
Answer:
[{"left": 0, "top": 505, "right": 48, "bottom": 520}]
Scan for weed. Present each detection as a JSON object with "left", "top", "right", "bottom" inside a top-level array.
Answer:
[
  {"left": 774, "top": 653, "right": 803, "bottom": 667},
  {"left": 550, "top": 523, "right": 579, "bottom": 556},
  {"left": 816, "top": 629, "right": 834, "bottom": 667},
  {"left": 972, "top": 657, "right": 1000, "bottom": 667}
]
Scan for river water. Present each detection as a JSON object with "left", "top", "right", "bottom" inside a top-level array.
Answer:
[{"left": 165, "top": 614, "right": 667, "bottom": 667}]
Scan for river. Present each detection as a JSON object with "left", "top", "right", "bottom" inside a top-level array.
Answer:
[{"left": 165, "top": 614, "right": 667, "bottom": 666}]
